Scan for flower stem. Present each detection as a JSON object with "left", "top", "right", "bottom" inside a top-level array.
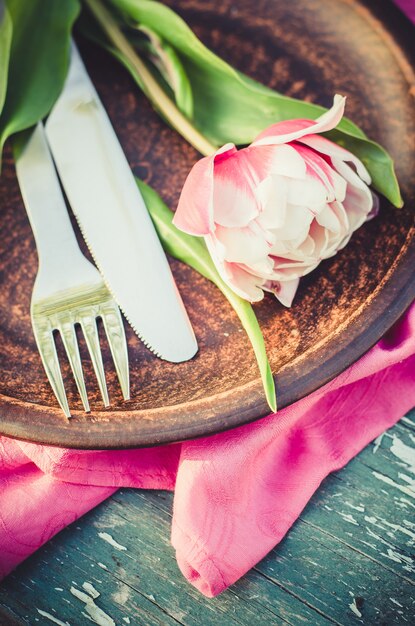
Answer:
[{"left": 84, "top": 0, "right": 217, "bottom": 156}]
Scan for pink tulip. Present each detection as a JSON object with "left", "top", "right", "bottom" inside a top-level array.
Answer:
[{"left": 173, "top": 95, "right": 377, "bottom": 307}]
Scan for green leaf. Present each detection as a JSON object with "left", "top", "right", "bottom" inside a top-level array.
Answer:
[
  {"left": 136, "top": 25, "right": 193, "bottom": 118},
  {"left": 136, "top": 177, "right": 277, "bottom": 413},
  {"left": 78, "top": 10, "right": 193, "bottom": 119},
  {"left": 109, "top": 0, "right": 402, "bottom": 207},
  {"left": 0, "top": 2, "right": 12, "bottom": 117},
  {"left": 0, "top": 0, "right": 80, "bottom": 162}
]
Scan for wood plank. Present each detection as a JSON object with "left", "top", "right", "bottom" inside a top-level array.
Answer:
[
  {"left": 0, "top": 416, "right": 413, "bottom": 625},
  {"left": 0, "top": 496, "right": 330, "bottom": 626},
  {"left": 0, "top": 546, "right": 180, "bottom": 626},
  {"left": 301, "top": 448, "right": 415, "bottom": 578},
  {"left": 89, "top": 491, "right": 330, "bottom": 625},
  {"left": 255, "top": 516, "right": 414, "bottom": 624}
]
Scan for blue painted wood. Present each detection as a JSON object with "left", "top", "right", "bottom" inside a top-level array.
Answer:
[{"left": 0, "top": 410, "right": 414, "bottom": 625}]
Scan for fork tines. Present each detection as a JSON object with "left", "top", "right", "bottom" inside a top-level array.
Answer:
[{"left": 32, "top": 283, "right": 129, "bottom": 418}]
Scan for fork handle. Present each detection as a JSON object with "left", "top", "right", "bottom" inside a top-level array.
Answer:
[{"left": 15, "top": 123, "right": 83, "bottom": 267}]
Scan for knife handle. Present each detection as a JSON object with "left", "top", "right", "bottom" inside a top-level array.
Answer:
[{"left": 15, "top": 123, "right": 83, "bottom": 270}]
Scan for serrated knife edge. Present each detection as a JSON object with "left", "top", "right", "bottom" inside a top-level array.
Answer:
[{"left": 45, "top": 42, "right": 198, "bottom": 363}]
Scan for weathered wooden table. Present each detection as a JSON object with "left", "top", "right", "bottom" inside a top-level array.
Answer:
[{"left": 0, "top": 410, "right": 414, "bottom": 625}]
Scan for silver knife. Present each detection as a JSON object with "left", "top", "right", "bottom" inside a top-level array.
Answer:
[{"left": 45, "top": 42, "right": 198, "bottom": 363}]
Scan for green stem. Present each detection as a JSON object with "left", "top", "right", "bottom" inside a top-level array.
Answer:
[{"left": 84, "top": 0, "right": 217, "bottom": 156}]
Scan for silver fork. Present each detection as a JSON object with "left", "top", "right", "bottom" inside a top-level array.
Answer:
[{"left": 15, "top": 123, "right": 130, "bottom": 418}]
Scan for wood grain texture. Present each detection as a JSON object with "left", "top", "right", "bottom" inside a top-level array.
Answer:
[
  {"left": 0, "top": 411, "right": 414, "bottom": 625},
  {"left": 0, "top": 0, "right": 414, "bottom": 447}
]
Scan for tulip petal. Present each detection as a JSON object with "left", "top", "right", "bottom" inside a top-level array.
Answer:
[
  {"left": 316, "top": 204, "right": 341, "bottom": 233},
  {"left": 296, "top": 234, "right": 316, "bottom": 257},
  {"left": 213, "top": 151, "right": 260, "bottom": 228},
  {"left": 256, "top": 175, "right": 288, "bottom": 230},
  {"left": 309, "top": 220, "right": 330, "bottom": 257},
  {"left": 333, "top": 158, "right": 373, "bottom": 208},
  {"left": 212, "top": 143, "right": 307, "bottom": 229},
  {"left": 174, "top": 143, "right": 236, "bottom": 235},
  {"left": 270, "top": 257, "right": 320, "bottom": 280},
  {"left": 252, "top": 144, "right": 307, "bottom": 179},
  {"left": 205, "top": 235, "right": 265, "bottom": 302},
  {"left": 313, "top": 217, "right": 344, "bottom": 259},
  {"left": 225, "top": 264, "right": 266, "bottom": 302},
  {"left": 252, "top": 95, "right": 346, "bottom": 147},
  {"left": 332, "top": 158, "right": 373, "bottom": 230},
  {"left": 244, "top": 143, "right": 307, "bottom": 180},
  {"left": 294, "top": 144, "right": 347, "bottom": 203},
  {"left": 287, "top": 177, "right": 328, "bottom": 212},
  {"left": 299, "top": 134, "right": 371, "bottom": 184},
  {"left": 263, "top": 277, "right": 300, "bottom": 307},
  {"left": 272, "top": 202, "right": 314, "bottom": 245},
  {"left": 215, "top": 223, "right": 272, "bottom": 266},
  {"left": 330, "top": 200, "right": 350, "bottom": 233}
]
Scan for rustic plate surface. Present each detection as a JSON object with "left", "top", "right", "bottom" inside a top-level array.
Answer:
[{"left": 0, "top": 0, "right": 414, "bottom": 448}]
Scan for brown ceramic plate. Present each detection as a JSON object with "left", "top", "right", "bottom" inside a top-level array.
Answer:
[{"left": 0, "top": 0, "right": 414, "bottom": 448}]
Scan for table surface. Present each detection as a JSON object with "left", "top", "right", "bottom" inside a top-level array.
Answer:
[{"left": 0, "top": 409, "right": 414, "bottom": 626}]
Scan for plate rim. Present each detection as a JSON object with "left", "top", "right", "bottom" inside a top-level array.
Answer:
[{"left": 1, "top": 0, "right": 414, "bottom": 448}]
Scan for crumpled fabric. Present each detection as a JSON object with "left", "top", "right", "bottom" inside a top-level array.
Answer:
[
  {"left": 1, "top": 302, "right": 414, "bottom": 596},
  {"left": 395, "top": 0, "right": 415, "bottom": 24}
]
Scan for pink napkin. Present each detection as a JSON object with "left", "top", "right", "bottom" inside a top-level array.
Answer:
[
  {"left": 1, "top": 301, "right": 414, "bottom": 596},
  {"left": 394, "top": 0, "right": 415, "bottom": 24}
]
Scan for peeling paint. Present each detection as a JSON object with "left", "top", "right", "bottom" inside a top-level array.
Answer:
[
  {"left": 345, "top": 502, "right": 365, "bottom": 512},
  {"left": 36, "top": 610, "right": 70, "bottom": 626},
  {"left": 381, "top": 548, "right": 414, "bottom": 572},
  {"left": 381, "top": 519, "right": 415, "bottom": 543},
  {"left": 390, "top": 435, "right": 415, "bottom": 474},
  {"left": 98, "top": 532, "right": 127, "bottom": 551},
  {"left": 398, "top": 473, "right": 415, "bottom": 488},
  {"left": 349, "top": 599, "right": 362, "bottom": 618},
  {"left": 400, "top": 497, "right": 415, "bottom": 509},
  {"left": 82, "top": 611, "right": 95, "bottom": 623},
  {"left": 360, "top": 540, "right": 378, "bottom": 550},
  {"left": 364, "top": 515, "right": 415, "bottom": 543},
  {"left": 373, "top": 434, "right": 384, "bottom": 454},
  {"left": 366, "top": 527, "right": 395, "bottom": 549},
  {"left": 372, "top": 472, "right": 415, "bottom": 498},
  {"left": 395, "top": 501, "right": 408, "bottom": 509},
  {"left": 338, "top": 512, "right": 359, "bottom": 526},
  {"left": 70, "top": 586, "right": 115, "bottom": 626},
  {"left": 83, "top": 582, "right": 100, "bottom": 599}
]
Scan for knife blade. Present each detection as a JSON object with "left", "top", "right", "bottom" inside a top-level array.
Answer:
[{"left": 45, "top": 42, "right": 197, "bottom": 363}]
